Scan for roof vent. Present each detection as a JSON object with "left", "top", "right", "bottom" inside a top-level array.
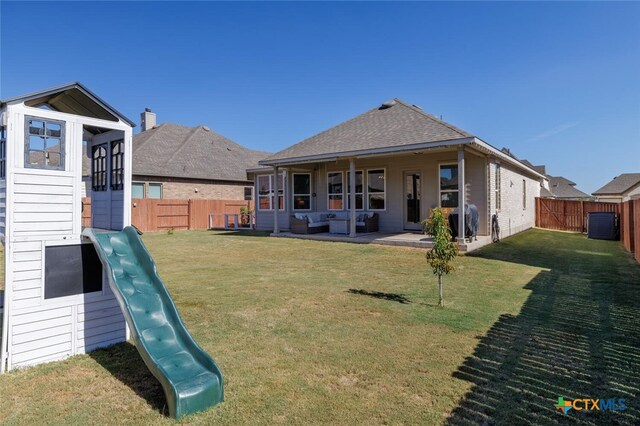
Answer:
[
  {"left": 412, "top": 104, "right": 422, "bottom": 110},
  {"left": 379, "top": 100, "right": 397, "bottom": 109},
  {"left": 202, "top": 126, "right": 211, "bottom": 132}
]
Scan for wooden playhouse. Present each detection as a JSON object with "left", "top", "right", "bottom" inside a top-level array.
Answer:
[{"left": 0, "top": 82, "right": 134, "bottom": 371}]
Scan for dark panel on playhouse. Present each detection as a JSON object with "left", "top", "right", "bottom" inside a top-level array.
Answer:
[{"left": 44, "top": 244, "right": 103, "bottom": 299}]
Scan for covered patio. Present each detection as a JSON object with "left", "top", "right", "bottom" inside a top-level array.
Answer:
[{"left": 271, "top": 230, "right": 492, "bottom": 253}]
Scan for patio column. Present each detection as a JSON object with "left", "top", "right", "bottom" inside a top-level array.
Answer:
[
  {"left": 457, "top": 147, "right": 466, "bottom": 243},
  {"left": 273, "top": 165, "right": 279, "bottom": 234},
  {"left": 349, "top": 158, "right": 356, "bottom": 237}
]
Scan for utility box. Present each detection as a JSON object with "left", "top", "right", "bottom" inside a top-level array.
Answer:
[{"left": 587, "top": 212, "right": 619, "bottom": 240}]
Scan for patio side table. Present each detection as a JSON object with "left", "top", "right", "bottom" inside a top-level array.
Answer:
[{"left": 329, "top": 219, "right": 350, "bottom": 234}]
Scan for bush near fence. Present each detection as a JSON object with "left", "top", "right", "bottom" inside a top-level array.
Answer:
[
  {"left": 82, "top": 198, "right": 253, "bottom": 232},
  {"left": 535, "top": 197, "right": 640, "bottom": 263}
]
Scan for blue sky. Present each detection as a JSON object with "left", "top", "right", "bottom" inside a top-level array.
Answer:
[{"left": 1, "top": 1, "right": 638, "bottom": 193}]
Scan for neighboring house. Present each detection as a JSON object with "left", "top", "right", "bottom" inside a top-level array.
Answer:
[
  {"left": 248, "top": 99, "right": 546, "bottom": 240},
  {"left": 544, "top": 176, "right": 591, "bottom": 200},
  {"left": 84, "top": 109, "right": 269, "bottom": 200},
  {"left": 592, "top": 173, "right": 640, "bottom": 203}
]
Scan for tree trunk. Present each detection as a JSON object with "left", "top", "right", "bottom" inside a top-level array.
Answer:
[{"left": 438, "top": 274, "right": 444, "bottom": 307}]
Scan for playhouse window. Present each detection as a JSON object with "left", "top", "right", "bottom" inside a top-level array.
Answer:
[
  {"left": 110, "top": 139, "right": 124, "bottom": 190},
  {"left": 0, "top": 126, "right": 6, "bottom": 178},
  {"left": 92, "top": 144, "right": 108, "bottom": 191},
  {"left": 25, "top": 117, "right": 65, "bottom": 170}
]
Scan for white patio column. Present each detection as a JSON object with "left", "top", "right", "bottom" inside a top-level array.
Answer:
[
  {"left": 349, "top": 158, "right": 356, "bottom": 237},
  {"left": 457, "top": 147, "right": 466, "bottom": 243},
  {"left": 273, "top": 165, "right": 279, "bottom": 234}
]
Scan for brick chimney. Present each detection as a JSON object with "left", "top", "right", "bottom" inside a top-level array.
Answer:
[{"left": 141, "top": 108, "right": 156, "bottom": 132}]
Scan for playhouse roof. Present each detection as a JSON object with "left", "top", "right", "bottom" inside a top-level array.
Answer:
[{"left": 1, "top": 82, "right": 136, "bottom": 127}]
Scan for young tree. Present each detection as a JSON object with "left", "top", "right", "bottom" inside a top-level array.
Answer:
[{"left": 423, "top": 208, "right": 459, "bottom": 306}]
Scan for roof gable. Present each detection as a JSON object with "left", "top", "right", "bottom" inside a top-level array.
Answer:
[
  {"left": 593, "top": 173, "right": 640, "bottom": 195},
  {"left": 261, "top": 99, "right": 473, "bottom": 164},
  {"left": 1, "top": 82, "right": 135, "bottom": 126}
]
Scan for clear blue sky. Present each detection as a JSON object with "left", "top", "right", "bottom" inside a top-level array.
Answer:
[{"left": 1, "top": 1, "right": 639, "bottom": 193}]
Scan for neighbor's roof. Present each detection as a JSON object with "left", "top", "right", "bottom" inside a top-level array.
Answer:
[
  {"left": 1, "top": 82, "right": 135, "bottom": 127},
  {"left": 548, "top": 176, "right": 590, "bottom": 199},
  {"left": 132, "top": 123, "right": 270, "bottom": 182},
  {"left": 592, "top": 173, "right": 640, "bottom": 195},
  {"left": 261, "top": 99, "right": 473, "bottom": 164}
]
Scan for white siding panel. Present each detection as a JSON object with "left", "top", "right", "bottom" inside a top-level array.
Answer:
[
  {"left": 13, "top": 324, "right": 73, "bottom": 345},
  {"left": 13, "top": 315, "right": 72, "bottom": 336},
  {"left": 11, "top": 306, "right": 72, "bottom": 325},
  {"left": 12, "top": 342, "right": 72, "bottom": 364},
  {"left": 12, "top": 351, "right": 70, "bottom": 368},
  {"left": 14, "top": 183, "right": 73, "bottom": 195}
]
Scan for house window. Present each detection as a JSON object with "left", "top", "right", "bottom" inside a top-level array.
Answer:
[
  {"left": 244, "top": 187, "right": 253, "bottom": 201},
  {"left": 367, "top": 169, "right": 386, "bottom": 210},
  {"left": 91, "top": 144, "right": 108, "bottom": 192},
  {"left": 439, "top": 164, "right": 458, "bottom": 208},
  {"left": 25, "top": 116, "right": 65, "bottom": 170},
  {"left": 347, "top": 170, "right": 364, "bottom": 210},
  {"left": 495, "top": 163, "right": 501, "bottom": 211},
  {"left": 257, "top": 173, "right": 285, "bottom": 211},
  {"left": 132, "top": 182, "right": 145, "bottom": 198},
  {"left": 293, "top": 173, "right": 311, "bottom": 210},
  {"left": 0, "top": 126, "right": 6, "bottom": 178},
  {"left": 110, "top": 139, "right": 124, "bottom": 190},
  {"left": 523, "top": 179, "right": 526, "bottom": 209},
  {"left": 148, "top": 183, "right": 162, "bottom": 199},
  {"left": 327, "top": 172, "right": 344, "bottom": 210}
]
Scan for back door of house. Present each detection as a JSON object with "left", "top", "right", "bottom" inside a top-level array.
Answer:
[{"left": 404, "top": 171, "right": 422, "bottom": 230}]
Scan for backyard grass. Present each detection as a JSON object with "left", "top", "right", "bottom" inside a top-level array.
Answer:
[{"left": 0, "top": 229, "right": 638, "bottom": 425}]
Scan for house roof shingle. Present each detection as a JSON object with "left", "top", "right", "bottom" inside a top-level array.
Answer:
[
  {"left": 261, "top": 99, "right": 473, "bottom": 164},
  {"left": 592, "top": 173, "right": 640, "bottom": 196},
  {"left": 547, "top": 176, "right": 590, "bottom": 199},
  {"left": 131, "top": 123, "right": 269, "bottom": 182}
]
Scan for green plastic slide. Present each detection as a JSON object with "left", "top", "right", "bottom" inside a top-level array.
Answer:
[{"left": 83, "top": 227, "right": 224, "bottom": 419}]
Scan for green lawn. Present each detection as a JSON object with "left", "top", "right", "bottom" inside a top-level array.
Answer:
[{"left": 0, "top": 229, "right": 638, "bottom": 425}]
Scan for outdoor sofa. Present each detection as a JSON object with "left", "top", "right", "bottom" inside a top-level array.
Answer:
[{"left": 290, "top": 211, "right": 379, "bottom": 234}]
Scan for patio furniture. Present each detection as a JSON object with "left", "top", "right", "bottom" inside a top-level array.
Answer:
[{"left": 290, "top": 212, "right": 379, "bottom": 234}]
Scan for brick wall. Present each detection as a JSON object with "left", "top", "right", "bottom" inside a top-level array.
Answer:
[
  {"left": 488, "top": 160, "right": 540, "bottom": 239},
  {"left": 133, "top": 176, "right": 252, "bottom": 200}
]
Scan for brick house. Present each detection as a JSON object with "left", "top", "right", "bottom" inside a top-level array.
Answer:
[{"left": 84, "top": 109, "right": 269, "bottom": 200}]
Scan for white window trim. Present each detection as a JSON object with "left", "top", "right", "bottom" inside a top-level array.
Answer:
[
  {"left": 366, "top": 168, "right": 387, "bottom": 211},
  {"left": 327, "top": 171, "right": 344, "bottom": 211},
  {"left": 495, "top": 163, "right": 501, "bottom": 212},
  {"left": 438, "top": 162, "right": 459, "bottom": 208},
  {"left": 256, "top": 173, "right": 285, "bottom": 211},
  {"left": 347, "top": 169, "right": 365, "bottom": 211},
  {"left": 292, "top": 172, "right": 312, "bottom": 211}
]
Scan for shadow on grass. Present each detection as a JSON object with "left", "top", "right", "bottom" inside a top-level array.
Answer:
[
  {"left": 89, "top": 342, "right": 168, "bottom": 417},
  {"left": 447, "top": 230, "right": 640, "bottom": 424},
  {"left": 347, "top": 288, "right": 412, "bottom": 304}
]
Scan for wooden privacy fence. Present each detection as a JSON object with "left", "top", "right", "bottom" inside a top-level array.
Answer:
[
  {"left": 82, "top": 198, "right": 254, "bottom": 232},
  {"left": 535, "top": 198, "right": 620, "bottom": 233},
  {"left": 535, "top": 197, "right": 640, "bottom": 263}
]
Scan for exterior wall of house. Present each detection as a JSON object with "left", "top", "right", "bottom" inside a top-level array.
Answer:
[
  {"left": 254, "top": 148, "right": 491, "bottom": 234},
  {"left": 594, "top": 196, "right": 623, "bottom": 203},
  {"left": 488, "top": 159, "right": 540, "bottom": 239},
  {"left": 132, "top": 175, "right": 252, "bottom": 200}
]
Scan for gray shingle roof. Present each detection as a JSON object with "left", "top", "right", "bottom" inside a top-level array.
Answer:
[
  {"left": 592, "top": 173, "right": 640, "bottom": 195},
  {"left": 548, "top": 176, "right": 590, "bottom": 199},
  {"left": 261, "top": 99, "right": 473, "bottom": 164},
  {"left": 132, "top": 123, "right": 269, "bottom": 182}
]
